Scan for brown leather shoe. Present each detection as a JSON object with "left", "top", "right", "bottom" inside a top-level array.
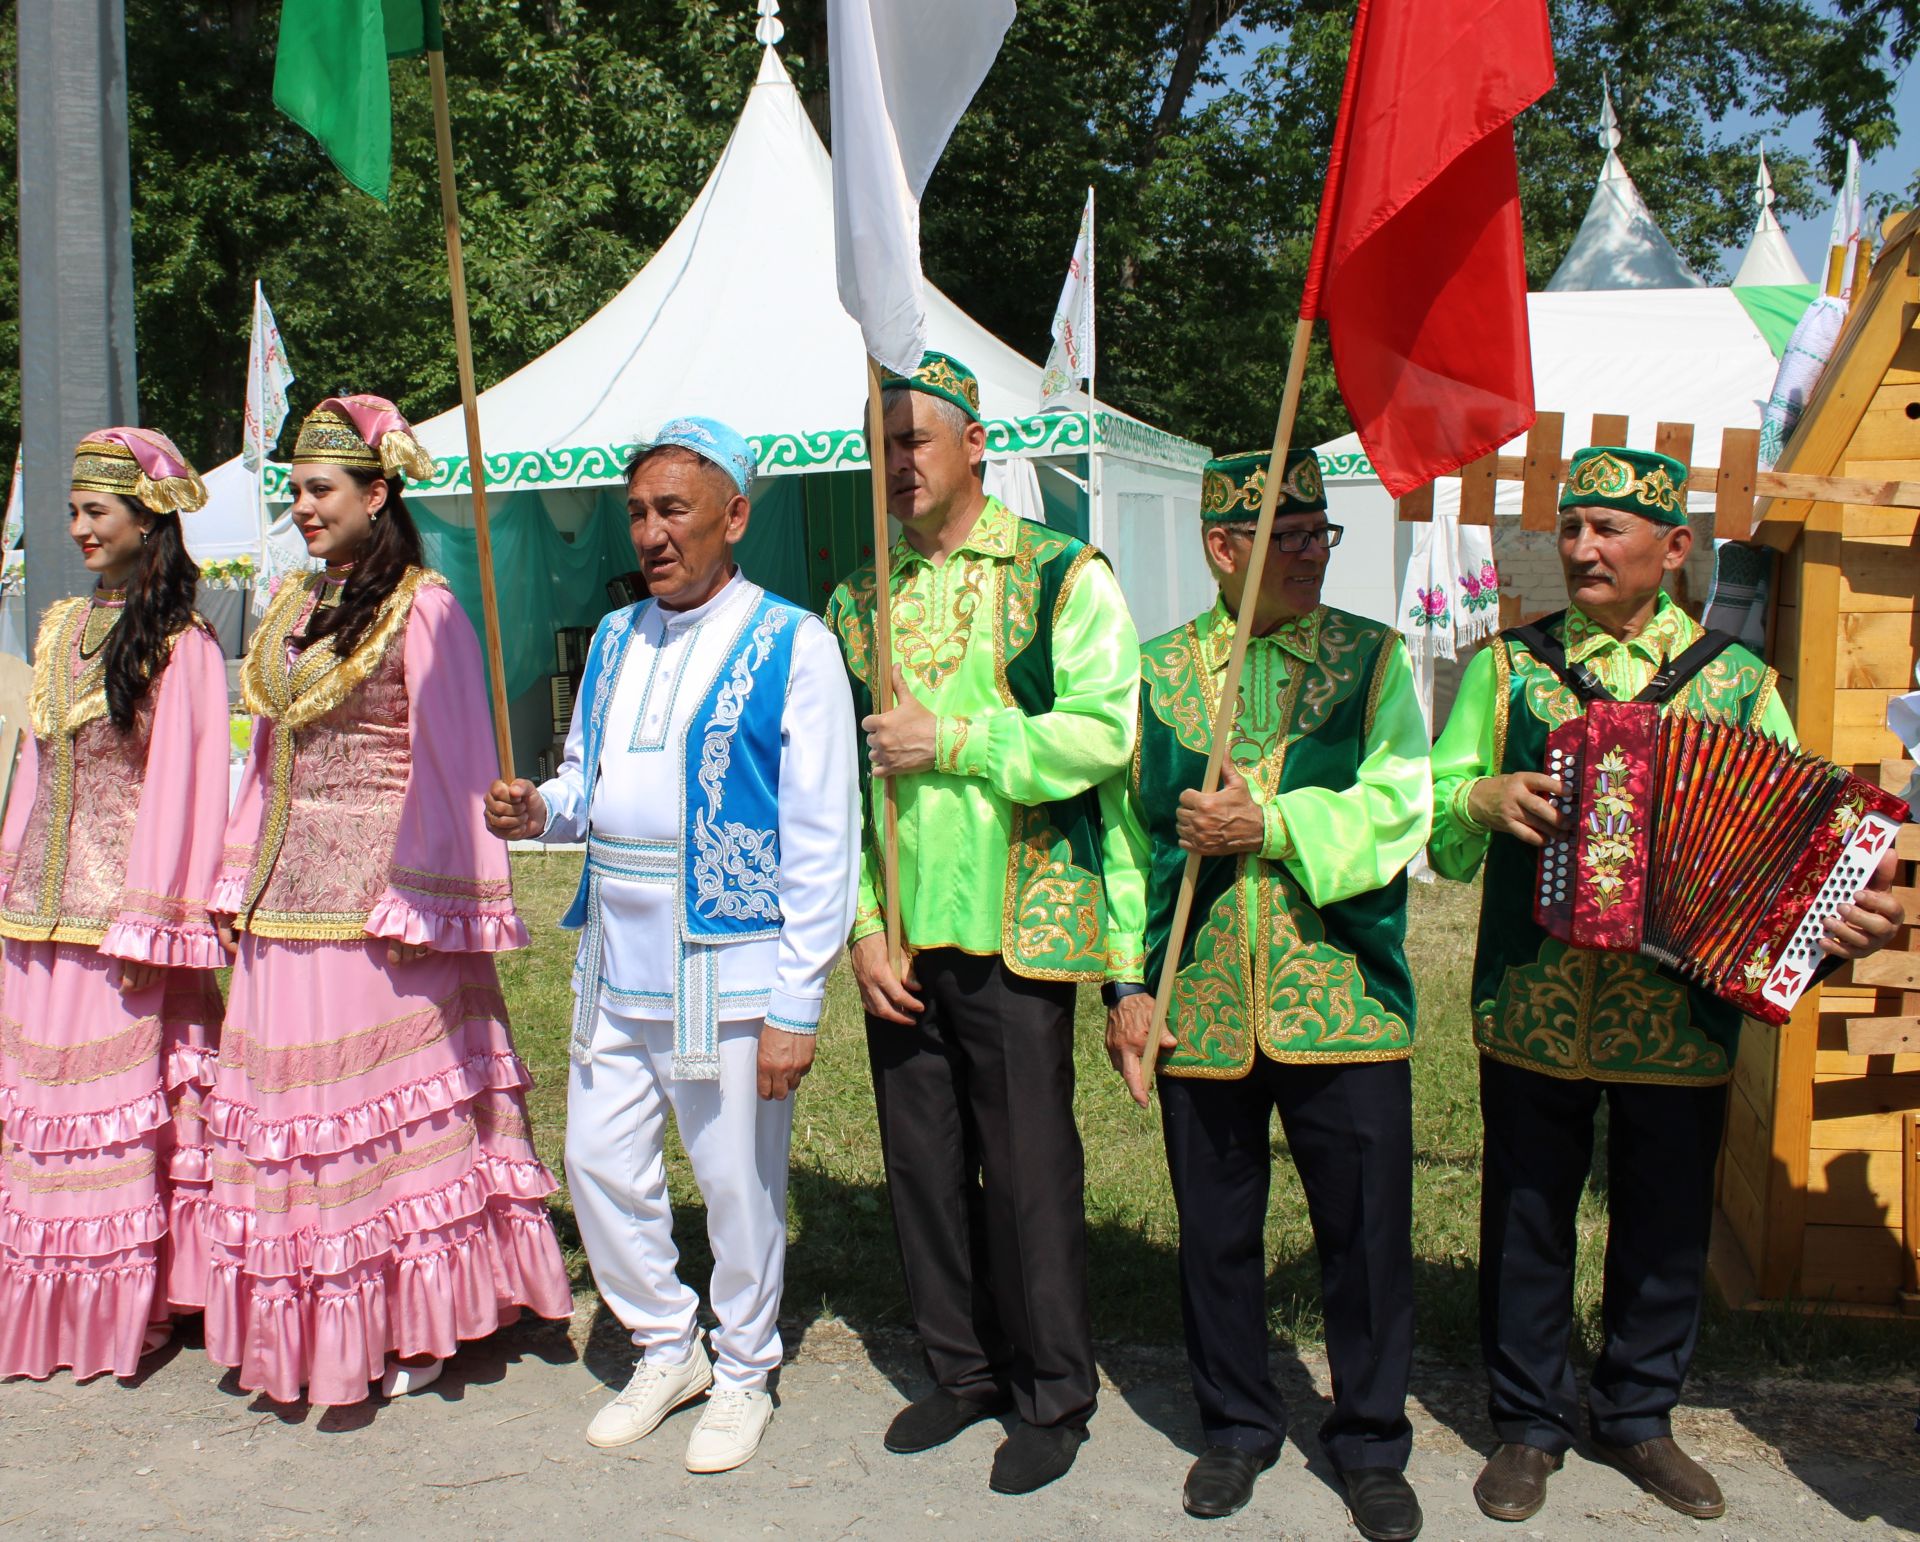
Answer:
[
  {"left": 1593, "top": 1435, "right": 1725, "bottom": 1519},
  {"left": 1473, "top": 1443, "right": 1563, "bottom": 1522}
]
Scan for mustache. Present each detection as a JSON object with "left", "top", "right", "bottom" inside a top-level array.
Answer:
[{"left": 1568, "top": 569, "right": 1614, "bottom": 584}]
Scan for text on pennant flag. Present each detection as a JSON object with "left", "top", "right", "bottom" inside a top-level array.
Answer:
[
  {"left": 1040, "top": 188, "right": 1095, "bottom": 411},
  {"left": 244, "top": 281, "right": 297, "bottom": 474}
]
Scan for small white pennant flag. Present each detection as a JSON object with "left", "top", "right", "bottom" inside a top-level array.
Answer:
[
  {"left": 829, "top": 0, "right": 1015, "bottom": 375},
  {"left": 243, "top": 281, "right": 296, "bottom": 474},
  {"left": 1039, "top": 188, "right": 1095, "bottom": 411}
]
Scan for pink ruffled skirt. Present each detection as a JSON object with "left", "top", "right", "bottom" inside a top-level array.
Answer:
[
  {"left": 200, "top": 936, "right": 573, "bottom": 1406},
  {"left": 0, "top": 940, "right": 221, "bottom": 1381}
]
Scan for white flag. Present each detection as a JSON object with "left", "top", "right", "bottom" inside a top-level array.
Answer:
[
  {"left": 243, "top": 280, "right": 296, "bottom": 474},
  {"left": 1039, "top": 188, "right": 1094, "bottom": 411},
  {"left": 830, "top": 0, "right": 1015, "bottom": 375}
]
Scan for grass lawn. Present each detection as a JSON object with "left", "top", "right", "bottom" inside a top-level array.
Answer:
[{"left": 500, "top": 852, "right": 1920, "bottom": 1380}]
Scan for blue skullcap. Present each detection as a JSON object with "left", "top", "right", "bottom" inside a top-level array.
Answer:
[{"left": 640, "top": 416, "right": 755, "bottom": 497}]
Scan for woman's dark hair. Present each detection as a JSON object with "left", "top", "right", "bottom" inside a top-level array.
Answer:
[
  {"left": 297, "top": 470, "right": 426, "bottom": 657},
  {"left": 104, "top": 504, "right": 201, "bottom": 733}
]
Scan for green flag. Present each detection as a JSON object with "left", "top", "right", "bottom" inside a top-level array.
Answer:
[{"left": 272, "top": 0, "right": 443, "bottom": 203}]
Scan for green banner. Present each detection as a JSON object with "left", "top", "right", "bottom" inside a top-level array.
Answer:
[{"left": 272, "top": 0, "right": 442, "bottom": 203}]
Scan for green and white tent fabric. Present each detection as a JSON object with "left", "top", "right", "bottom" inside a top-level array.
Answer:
[{"left": 250, "top": 41, "right": 1209, "bottom": 769}]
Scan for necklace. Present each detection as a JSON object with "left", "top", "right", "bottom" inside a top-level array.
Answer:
[{"left": 79, "top": 588, "right": 127, "bottom": 659}]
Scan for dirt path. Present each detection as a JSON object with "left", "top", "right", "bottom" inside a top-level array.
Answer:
[{"left": 1, "top": 1310, "right": 1915, "bottom": 1540}]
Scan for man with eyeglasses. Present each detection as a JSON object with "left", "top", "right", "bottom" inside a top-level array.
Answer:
[{"left": 1102, "top": 449, "right": 1432, "bottom": 1540}]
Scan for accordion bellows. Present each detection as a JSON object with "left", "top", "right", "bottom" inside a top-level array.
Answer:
[{"left": 1535, "top": 701, "right": 1908, "bottom": 1025}]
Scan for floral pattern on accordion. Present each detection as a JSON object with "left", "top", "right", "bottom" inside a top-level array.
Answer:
[
  {"left": 203, "top": 570, "right": 571, "bottom": 1406},
  {"left": 1580, "top": 746, "right": 1638, "bottom": 912},
  {"left": 0, "top": 599, "right": 229, "bottom": 1380}
]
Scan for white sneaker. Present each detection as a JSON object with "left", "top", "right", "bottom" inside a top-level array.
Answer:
[
  {"left": 683, "top": 1387, "right": 773, "bottom": 1473},
  {"left": 585, "top": 1341, "right": 715, "bottom": 1449}
]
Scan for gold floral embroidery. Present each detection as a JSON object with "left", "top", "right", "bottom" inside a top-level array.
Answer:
[
  {"left": 1478, "top": 939, "right": 1727, "bottom": 1083},
  {"left": 1253, "top": 864, "right": 1408, "bottom": 1060},
  {"left": 1581, "top": 745, "right": 1637, "bottom": 911},
  {"left": 1143, "top": 621, "right": 1214, "bottom": 755},
  {"left": 1002, "top": 803, "right": 1106, "bottom": 979},
  {"left": 1166, "top": 883, "right": 1253, "bottom": 1077},
  {"left": 892, "top": 559, "right": 987, "bottom": 692}
]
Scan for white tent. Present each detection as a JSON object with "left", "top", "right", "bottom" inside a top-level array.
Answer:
[{"left": 246, "top": 40, "right": 1212, "bottom": 770}]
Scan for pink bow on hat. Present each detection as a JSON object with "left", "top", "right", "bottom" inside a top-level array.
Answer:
[
  {"left": 75, "top": 426, "right": 209, "bottom": 514},
  {"left": 313, "top": 394, "right": 437, "bottom": 484}
]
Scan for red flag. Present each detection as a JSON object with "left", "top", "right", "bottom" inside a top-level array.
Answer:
[{"left": 1301, "top": 0, "right": 1555, "bottom": 497}]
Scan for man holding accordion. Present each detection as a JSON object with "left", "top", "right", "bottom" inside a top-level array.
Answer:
[{"left": 1429, "top": 446, "right": 1904, "bottom": 1525}]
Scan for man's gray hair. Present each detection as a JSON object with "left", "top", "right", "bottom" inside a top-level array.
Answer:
[{"left": 880, "top": 387, "right": 984, "bottom": 477}]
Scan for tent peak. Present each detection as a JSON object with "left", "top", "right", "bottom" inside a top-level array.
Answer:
[
  {"left": 755, "top": 0, "right": 784, "bottom": 47},
  {"left": 1546, "top": 83, "right": 1703, "bottom": 292},
  {"left": 1734, "top": 143, "right": 1809, "bottom": 287}
]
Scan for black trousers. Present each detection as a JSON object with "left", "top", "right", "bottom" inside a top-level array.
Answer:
[
  {"left": 865, "top": 949, "right": 1097, "bottom": 1429},
  {"left": 1159, "top": 1056, "right": 1415, "bottom": 1473},
  {"left": 1478, "top": 1056, "right": 1730, "bottom": 1453}
]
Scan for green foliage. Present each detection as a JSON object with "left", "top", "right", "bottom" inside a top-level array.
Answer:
[{"left": 0, "top": 0, "right": 1910, "bottom": 480}]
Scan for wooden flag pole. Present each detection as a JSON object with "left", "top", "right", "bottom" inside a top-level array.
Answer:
[
  {"left": 864, "top": 357, "right": 905, "bottom": 976},
  {"left": 427, "top": 46, "right": 514, "bottom": 781},
  {"left": 1144, "top": 317, "right": 1316, "bottom": 1081}
]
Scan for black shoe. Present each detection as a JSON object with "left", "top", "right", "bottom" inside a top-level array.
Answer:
[
  {"left": 1182, "top": 1445, "right": 1278, "bottom": 1519},
  {"left": 1473, "top": 1443, "right": 1562, "bottom": 1523},
  {"left": 883, "top": 1388, "right": 1010, "bottom": 1454},
  {"left": 1342, "top": 1466, "right": 1422, "bottom": 1541},
  {"left": 989, "top": 1420, "right": 1088, "bottom": 1494}
]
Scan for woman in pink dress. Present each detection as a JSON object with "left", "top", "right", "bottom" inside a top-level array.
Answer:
[
  {"left": 205, "top": 395, "right": 572, "bottom": 1406},
  {"left": 0, "top": 428, "right": 229, "bottom": 1380}
]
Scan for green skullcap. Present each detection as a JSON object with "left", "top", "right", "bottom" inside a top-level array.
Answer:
[
  {"left": 1560, "top": 446, "right": 1690, "bottom": 526},
  {"left": 878, "top": 350, "right": 982, "bottom": 423},
  {"left": 1201, "top": 448, "right": 1327, "bottom": 523}
]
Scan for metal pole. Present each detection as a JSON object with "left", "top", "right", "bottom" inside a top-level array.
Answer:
[{"left": 17, "top": 0, "right": 140, "bottom": 644}]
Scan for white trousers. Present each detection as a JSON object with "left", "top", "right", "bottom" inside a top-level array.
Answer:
[{"left": 566, "top": 1007, "right": 796, "bottom": 1390}]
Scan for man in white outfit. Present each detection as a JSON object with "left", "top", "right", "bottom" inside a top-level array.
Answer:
[{"left": 486, "top": 416, "right": 858, "bottom": 1473}]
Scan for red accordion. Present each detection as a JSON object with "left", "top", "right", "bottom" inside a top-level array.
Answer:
[{"left": 1533, "top": 700, "right": 1908, "bottom": 1024}]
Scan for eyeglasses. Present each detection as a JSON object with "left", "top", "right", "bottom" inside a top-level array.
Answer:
[{"left": 1225, "top": 522, "right": 1344, "bottom": 552}]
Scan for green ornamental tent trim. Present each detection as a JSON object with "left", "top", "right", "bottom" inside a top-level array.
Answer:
[{"left": 260, "top": 410, "right": 1207, "bottom": 499}]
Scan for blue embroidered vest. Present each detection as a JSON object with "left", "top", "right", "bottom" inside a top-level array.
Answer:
[{"left": 560, "top": 586, "right": 807, "bottom": 942}]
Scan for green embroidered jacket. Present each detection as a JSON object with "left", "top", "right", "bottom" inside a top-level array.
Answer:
[{"left": 1108, "top": 600, "right": 1432, "bottom": 1077}]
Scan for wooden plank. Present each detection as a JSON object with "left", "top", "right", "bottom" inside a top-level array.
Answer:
[
  {"left": 1732, "top": 1029, "right": 1777, "bottom": 1122},
  {"left": 1837, "top": 612, "right": 1920, "bottom": 689},
  {"left": 1762, "top": 471, "right": 1920, "bottom": 509},
  {"left": 1900, "top": 823, "right": 1920, "bottom": 861},
  {"left": 1398, "top": 482, "right": 1433, "bottom": 522},
  {"left": 1520, "top": 412, "right": 1565, "bottom": 531},
  {"left": 1840, "top": 527, "right": 1920, "bottom": 614},
  {"left": 1846, "top": 1015, "right": 1920, "bottom": 1056},
  {"left": 1879, "top": 760, "right": 1917, "bottom": 794},
  {"left": 1590, "top": 413, "right": 1628, "bottom": 448},
  {"left": 1905, "top": 1112, "right": 1920, "bottom": 1292},
  {"left": 1812, "top": 1108, "right": 1909, "bottom": 1151},
  {"left": 1817, "top": 1046, "right": 1920, "bottom": 1076},
  {"left": 1655, "top": 420, "right": 1696, "bottom": 485},
  {"left": 1761, "top": 987, "right": 1823, "bottom": 1296},
  {"left": 1848, "top": 952, "right": 1920, "bottom": 991},
  {"left": 1834, "top": 722, "right": 1904, "bottom": 769},
  {"left": 1794, "top": 506, "right": 1843, "bottom": 759},
  {"left": 1807, "top": 1147, "right": 1906, "bottom": 1227},
  {"left": 1799, "top": 1222, "right": 1908, "bottom": 1302},
  {"left": 1851, "top": 385, "right": 1920, "bottom": 460},
  {"left": 1459, "top": 453, "right": 1497, "bottom": 526},
  {"left": 1720, "top": 1145, "right": 1767, "bottom": 1273},
  {"left": 1714, "top": 428, "right": 1759, "bottom": 541}
]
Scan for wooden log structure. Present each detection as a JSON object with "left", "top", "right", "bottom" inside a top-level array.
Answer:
[{"left": 1396, "top": 209, "right": 1920, "bottom": 1316}]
